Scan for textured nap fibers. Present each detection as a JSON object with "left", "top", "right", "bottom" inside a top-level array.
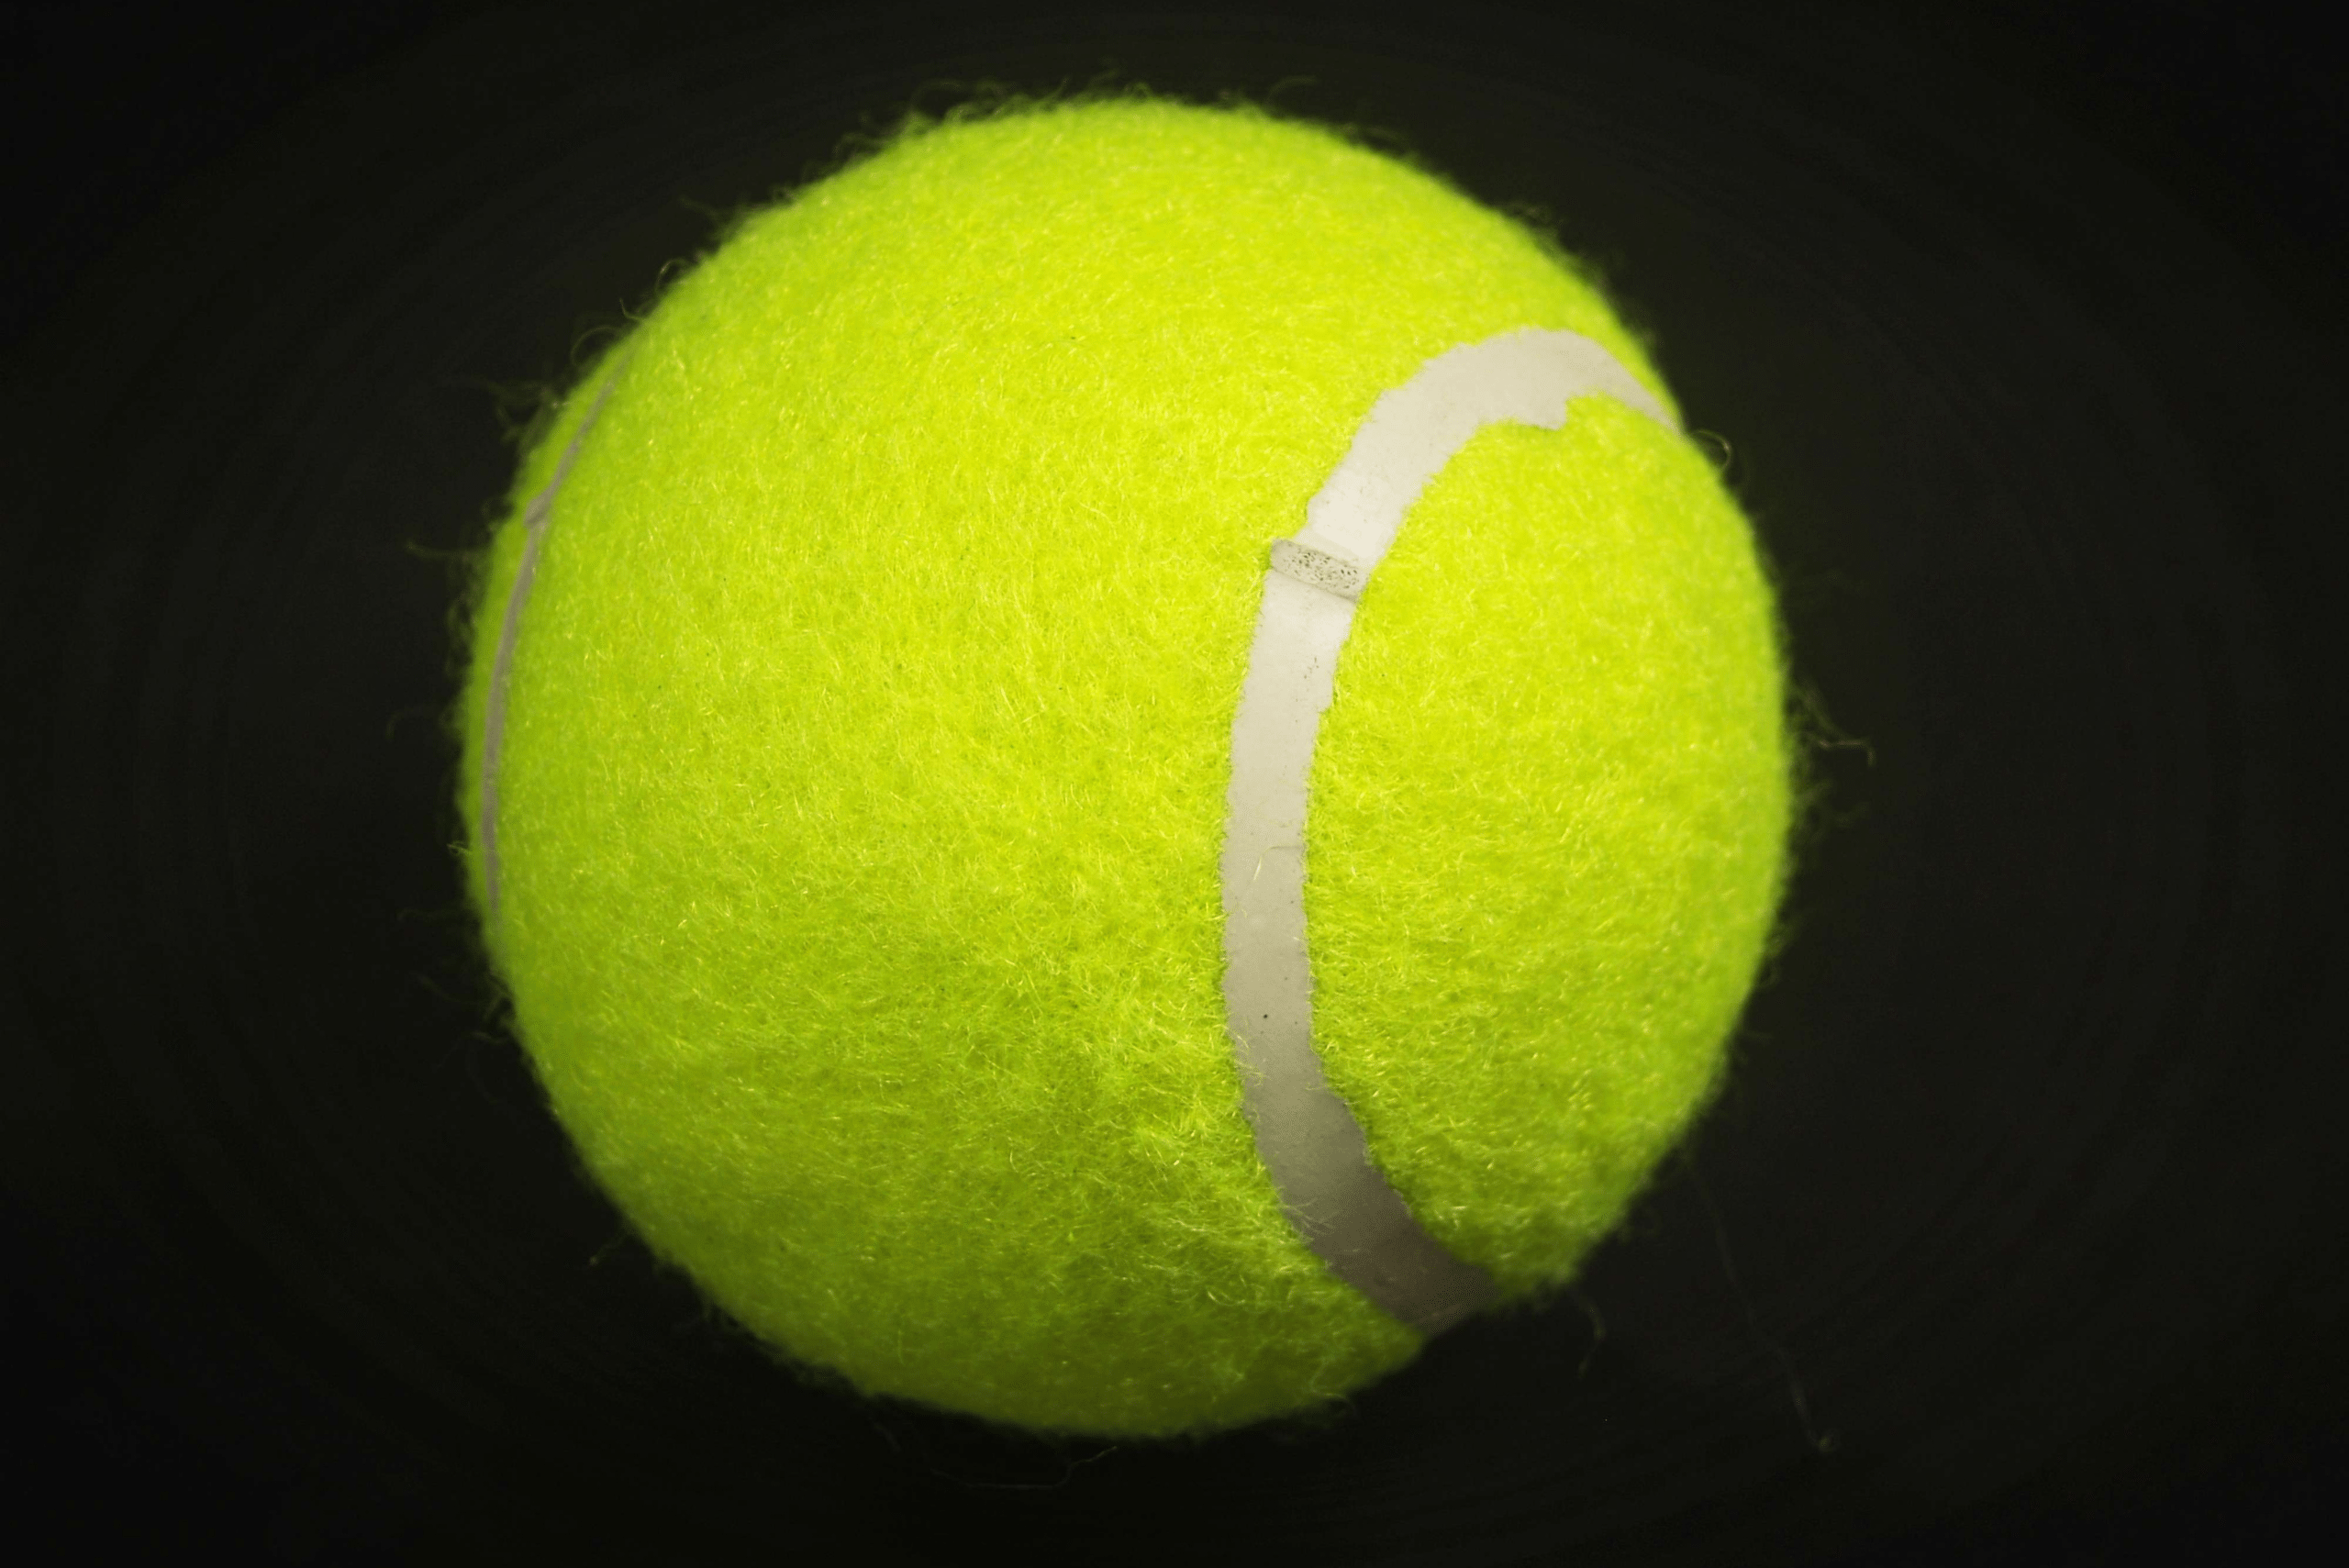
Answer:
[{"left": 457, "top": 98, "right": 1791, "bottom": 1437}]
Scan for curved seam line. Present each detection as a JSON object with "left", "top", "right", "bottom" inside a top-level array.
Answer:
[{"left": 1219, "top": 327, "right": 1680, "bottom": 1334}]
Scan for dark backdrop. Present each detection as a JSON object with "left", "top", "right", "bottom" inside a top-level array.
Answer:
[{"left": 4, "top": 3, "right": 2343, "bottom": 1562}]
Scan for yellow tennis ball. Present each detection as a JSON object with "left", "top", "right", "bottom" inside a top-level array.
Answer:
[{"left": 458, "top": 97, "right": 1789, "bottom": 1437}]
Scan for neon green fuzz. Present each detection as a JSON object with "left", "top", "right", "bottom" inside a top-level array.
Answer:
[{"left": 457, "top": 97, "right": 1790, "bottom": 1437}]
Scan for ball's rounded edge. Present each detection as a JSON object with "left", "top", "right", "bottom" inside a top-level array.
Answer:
[{"left": 453, "top": 338, "right": 640, "bottom": 938}]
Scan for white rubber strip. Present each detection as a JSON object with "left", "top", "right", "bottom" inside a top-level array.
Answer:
[
  {"left": 478, "top": 369, "right": 624, "bottom": 917},
  {"left": 1221, "top": 328, "right": 1678, "bottom": 1334}
]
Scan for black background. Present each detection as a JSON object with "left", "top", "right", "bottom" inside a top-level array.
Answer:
[{"left": 4, "top": 2, "right": 2343, "bottom": 1562}]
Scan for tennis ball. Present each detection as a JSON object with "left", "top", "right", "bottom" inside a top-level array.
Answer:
[{"left": 459, "top": 97, "right": 1789, "bottom": 1438}]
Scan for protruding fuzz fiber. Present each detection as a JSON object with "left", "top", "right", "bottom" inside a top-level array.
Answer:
[{"left": 456, "top": 97, "right": 1789, "bottom": 1437}]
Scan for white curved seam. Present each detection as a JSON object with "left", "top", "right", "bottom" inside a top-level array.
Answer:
[
  {"left": 1220, "top": 327, "right": 1680, "bottom": 1334},
  {"left": 479, "top": 368, "right": 626, "bottom": 916}
]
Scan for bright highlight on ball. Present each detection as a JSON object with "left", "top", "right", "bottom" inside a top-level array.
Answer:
[{"left": 458, "top": 96, "right": 1791, "bottom": 1437}]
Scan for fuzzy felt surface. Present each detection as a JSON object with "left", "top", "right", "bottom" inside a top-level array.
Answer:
[{"left": 456, "top": 98, "right": 1789, "bottom": 1437}]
